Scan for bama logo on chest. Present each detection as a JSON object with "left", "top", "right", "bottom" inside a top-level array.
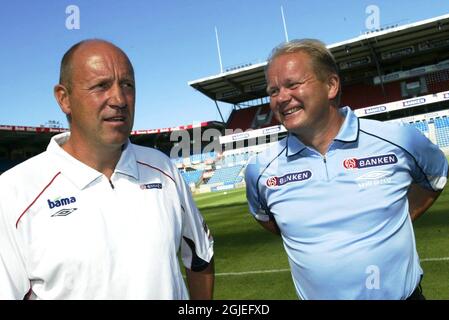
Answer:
[
  {"left": 47, "top": 196, "right": 76, "bottom": 209},
  {"left": 343, "top": 154, "right": 398, "bottom": 169},
  {"left": 266, "top": 170, "right": 312, "bottom": 188}
]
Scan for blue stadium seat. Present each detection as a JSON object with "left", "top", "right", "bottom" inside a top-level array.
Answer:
[
  {"left": 206, "top": 165, "right": 244, "bottom": 185},
  {"left": 180, "top": 170, "right": 204, "bottom": 185},
  {"left": 408, "top": 120, "right": 429, "bottom": 134},
  {"left": 434, "top": 117, "right": 449, "bottom": 147}
]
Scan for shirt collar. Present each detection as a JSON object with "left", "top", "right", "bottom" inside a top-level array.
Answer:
[
  {"left": 286, "top": 106, "right": 359, "bottom": 157},
  {"left": 47, "top": 132, "right": 139, "bottom": 190},
  {"left": 286, "top": 133, "right": 307, "bottom": 157},
  {"left": 114, "top": 142, "right": 139, "bottom": 180},
  {"left": 333, "top": 106, "right": 359, "bottom": 143}
]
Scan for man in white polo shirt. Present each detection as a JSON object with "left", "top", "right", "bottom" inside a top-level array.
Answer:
[{"left": 0, "top": 39, "right": 214, "bottom": 299}]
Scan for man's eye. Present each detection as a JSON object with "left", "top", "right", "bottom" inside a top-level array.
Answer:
[
  {"left": 94, "top": 82, "right": 109, "bottom": 89},
  {"left": 122, "top": 82, "right": 134, "bottom": 89},
  {"left": 268, "top": 89, "right": 279, "bottom": 97}
]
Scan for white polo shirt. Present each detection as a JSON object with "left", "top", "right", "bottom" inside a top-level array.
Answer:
[{"left": 0, "top": 132, "right": 214, "bottom": 300}]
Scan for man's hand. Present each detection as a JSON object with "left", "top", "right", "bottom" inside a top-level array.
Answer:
[
  {"left": 407, "top": 183, "right": 443, "bottom": 221},
  {"left": 256, "top": 218, "right": 281, "bottom": 235}
]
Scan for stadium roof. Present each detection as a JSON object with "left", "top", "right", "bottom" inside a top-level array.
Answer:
[
  {"left": 130, "top": 121, "right": 223, "bottom": 135},
  {"left": 188, "top": 13, "right": 449, "bottom": 105},
  {"left": 0, "top": 121, "right": 225, "bottom": 151},
  {"left": 0, "top": 125, "right": 67, "bottom": 150}
]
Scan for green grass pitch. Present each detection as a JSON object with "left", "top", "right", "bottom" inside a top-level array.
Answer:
[{"left": 194, "top": 183, "right": 449, "bottom": 300}]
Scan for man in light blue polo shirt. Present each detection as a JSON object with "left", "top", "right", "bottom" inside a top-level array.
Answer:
[{"left": 245, "top": 39, "right": 448, "bottom": 300}]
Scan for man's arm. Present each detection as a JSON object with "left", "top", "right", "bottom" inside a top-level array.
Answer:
[
  {"left": 185, "top": 258, "right": 214, "bottom": 300},
  {"left": 407, "top": 183, "right": 444, "bottom": 221},
  {"left": 256, "top": 217, "right": 281, "bottom": 235}
]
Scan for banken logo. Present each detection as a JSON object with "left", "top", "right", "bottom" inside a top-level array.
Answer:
[
  {"left": 47, "top": 196, "right": 77, "bottom": 209},
  {"left": 266, "top": 170, "right": 312, "bottom": 187},
  {"left": 343, "top": 154, "right": 398, "bottom": 169}
]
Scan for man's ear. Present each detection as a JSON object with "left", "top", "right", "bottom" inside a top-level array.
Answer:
[
  {"left": 327, "top": 74, "right": 340, "bottom": 101},
  {"left": 54, "top": 84, "right": 71, "bottom": 117}
]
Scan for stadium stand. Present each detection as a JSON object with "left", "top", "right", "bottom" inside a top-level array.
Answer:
[
  {"left": 215, "top": 151, "right": 250, "bottom": 167},
  {"left": 226, "top": 107, "right": 258, "bottom": 131},
  {"left": 227, "top": 103, "right": 279, "bottom": 131},
  {"left": 340, "top": 81, "right": 403, "bottom": 109},
  {"left": 180, "top": 169, "right": 204, "bottom": 186},
  {"left": 206, "top": 165, "right": 244, "bottom": 185},
  {"left": 186, "top": 14, "right": 449, "bottom": 192},
  {"left": 2, "top": 14, "right": 449, "bottom": 195},
  {"left": 189, "top": 152, "right": 217, "bottom": 164},
  {"left": 409, "top": 119, "right": 429, "bottom": 135},
  {"left": 435, "top": 116, "right": 449, "bottom": 147},
  {"left": 426, "top": 69, "right": 449, "bottom": 93}
]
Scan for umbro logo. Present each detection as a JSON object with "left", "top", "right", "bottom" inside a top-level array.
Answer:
[{"left": 51, "top": 208, "right": 77, "bottom": 217}]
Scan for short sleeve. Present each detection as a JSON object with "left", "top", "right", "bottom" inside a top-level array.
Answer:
[
  {"left": 175, "top": 171, "right": 214, "bottom": 272},
  {"left": 401, "top": 125, "right": 448, "bottom": 191},
  {"left": 244, "top": 156, "right": 271, "bottom": 222},
  {"left": 0, "top": 181, "right": 30, "bottom": 299}
]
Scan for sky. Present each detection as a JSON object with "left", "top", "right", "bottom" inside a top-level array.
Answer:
[{"left": 0, "top": 0, "right": 448, "bottom": 130}]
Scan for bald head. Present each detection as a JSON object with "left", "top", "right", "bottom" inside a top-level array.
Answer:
[{"left": 59, "top": 39, "right": 134, "bottom": 93}]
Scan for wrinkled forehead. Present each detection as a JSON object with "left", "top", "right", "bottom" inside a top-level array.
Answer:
[
  {"left": 72, "top": 42, "right": 134, "bottom": 78},
  {"left": 266, "top": 52, "right": 315, "bottom": 79},
  {"left": 87, "top": 53, "right": 133, "bottom": 74}
]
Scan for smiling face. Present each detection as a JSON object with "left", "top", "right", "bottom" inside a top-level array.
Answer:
[
  {"left": 55, "top": 41, "right": 135, "bottom": 151},
  {"left": 266, "top": 51, "right": 339, "bottom": 139}
]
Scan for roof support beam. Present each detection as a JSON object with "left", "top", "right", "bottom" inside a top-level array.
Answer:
[
  {"left": 214, "top": 100, "right": 225, "bottom": 123},
  {"left": 367, "top": 40, "right": 387, "bottom": 99}
]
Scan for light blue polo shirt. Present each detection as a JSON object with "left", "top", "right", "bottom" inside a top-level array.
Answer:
[{"left": 245, "top": 106, "right": 448, "bottom": 300}]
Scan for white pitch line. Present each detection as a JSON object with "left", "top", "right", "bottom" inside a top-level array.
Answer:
[
  {"left": 215, "top": 257, "right": 449, "bottom": 276},
  {"left": 421, "top": 257, "right": 449, "bottom": 262},
  {"left": 216, "top": 268, "right": 290, "bottom": 276}
]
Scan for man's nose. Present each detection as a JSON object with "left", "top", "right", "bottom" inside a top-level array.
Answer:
[
  {"left": 277, "top": 87, "right": 291, "bottom": 104},
  {"left": 108, "top": 83, "right": 127, "bottom": 109}
]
